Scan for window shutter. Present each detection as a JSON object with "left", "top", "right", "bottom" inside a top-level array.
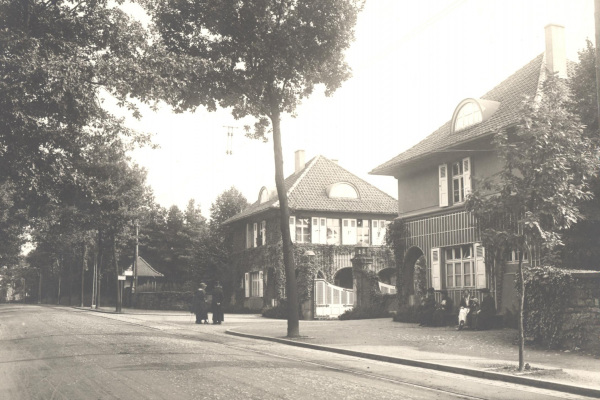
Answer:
[
  {"left": 315, "top": 280, "right": 325, "bottom": 305},
  {"left": 246, "top": 224, "right": 251, "bottom": 248},
  {"left": 289, "top": 216, "right": 296, "bottom": 243},
  {"left": 320, "top": 218, "right": 327, "bottom": 244},
  {"left": 439, "top": 164, "right": 449, "bottom": 207},
  {"left": 475, "top": 243, "right": 487, "bottom": 289},
  {"left": 244, "top": 273, "right": 250, "bottom": 297},
  {"left": 342, "top": 219, "right": 357, "bottom": 245},
  {"left": 253, "top": 223, "right": 258, "bottom": 247},
  {"left": 258, "top": 271, "right": 264, "bottom": 297},
  {"left": 311, "top": 217, "right": 320, "bottom": 244},
  {"left": 261, "top": 221, "right": 266, "bottom": 245},
  {"left": 463, "top": 157, "right": 472, "bottom": 197},
  {"left": 431, "top": 248, "right": 441, "bottom": 290}
]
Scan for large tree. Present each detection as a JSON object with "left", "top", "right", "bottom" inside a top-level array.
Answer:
[
  {"left": 467, "top": 72, "right": 599, "bottom": 371},
  {"left": 146, "top": 0, "right": 363, "bottom": 337}
]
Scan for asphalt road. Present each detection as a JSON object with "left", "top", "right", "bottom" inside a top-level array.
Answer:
[{"left": 0, "top": 304, "right": 593, "bottom": 400}]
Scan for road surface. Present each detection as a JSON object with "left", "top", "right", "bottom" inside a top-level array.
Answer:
[{"left": 0, "top": 304, "right": 592, "bottom": 399}]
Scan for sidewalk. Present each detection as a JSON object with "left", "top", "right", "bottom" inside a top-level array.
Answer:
[
  {"left": 227, "top": 318, "right": 600, "bottom": 398},
  {"left": 73, "top": 307, "right": 600, "bottom": 398}
]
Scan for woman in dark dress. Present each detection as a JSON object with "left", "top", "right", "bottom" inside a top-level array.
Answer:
[
  {"left": 212, "top": 282, "right": 224, "bottom": 324},
  {"left": 192, "top": 283, "right": 209, "bottom": 324}
]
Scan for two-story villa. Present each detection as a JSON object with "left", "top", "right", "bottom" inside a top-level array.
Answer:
[
  {"left": 370, "top": 25, "right": 569, "bottom": 315},
  {"left": 223, "top": 150, "right": 398, "bottom": 318}
]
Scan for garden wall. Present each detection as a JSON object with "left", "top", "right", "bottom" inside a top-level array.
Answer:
[{"left": 562, "top": 273, "right": 600, "bottom": 353}]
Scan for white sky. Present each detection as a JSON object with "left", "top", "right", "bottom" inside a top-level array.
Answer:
[{"left": 116, "top": 0, "right": 596, "bottom": 219}]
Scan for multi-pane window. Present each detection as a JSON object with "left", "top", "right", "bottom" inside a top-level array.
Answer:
[
  {"left": 452, "top": 161, "right": 464, "bottom": 203},
  {"left": 326, "top": 218, "right": 341, "bottom": 245},
  {"left": 295, "top": 218, "right": 311, "bottom": 243},
  {"left": 445, "top": 245, "right": 475, "bottom": 288},
  {"left": 251, "top": 271, "right": 261, "bottom": 297},
  {"left": 357, "top": 219, "right": 370, "bottom": 245},
  {"left": 454, "top": 102, "right": 482, "bottom": 132}
]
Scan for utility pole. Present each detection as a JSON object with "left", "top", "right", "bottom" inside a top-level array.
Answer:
[
  {"left": 224, "top": 126, "right": 237, "bottom": 155},
  {"left": 595, "top": 0, "right": 600, "bottom": 123},
  {"left": 133, "top": 220, "right": 139, "bottom": 296}
]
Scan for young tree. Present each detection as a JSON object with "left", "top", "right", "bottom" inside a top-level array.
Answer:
[
  {"left": 146, "top": 0, "right": 363, "bottom": 337},
  {"left": 467, "top": 73, "right": 599, "bottom": 371}
]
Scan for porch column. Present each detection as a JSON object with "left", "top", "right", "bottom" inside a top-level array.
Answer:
[{"left": 351, "top": 244, "right": 375, "bottom": 309}]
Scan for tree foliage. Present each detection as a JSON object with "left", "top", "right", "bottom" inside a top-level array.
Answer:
[
  {"left": 467, "top": 72, "right": 599, "bottom": 370},
  {"left": 145, "top": 0, "right": 363, "bottom": 337}
]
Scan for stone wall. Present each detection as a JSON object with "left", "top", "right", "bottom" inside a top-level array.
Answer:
[
  {"left": 562, "top": 273, "right": 600, "bottom": 353},
  {"left": 133, "top": 291, "right": 193, "bottom": 311}
]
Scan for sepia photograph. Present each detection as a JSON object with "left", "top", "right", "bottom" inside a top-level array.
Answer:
[{"left": 1, "top": 0, "right": 599, "bottom": 398}]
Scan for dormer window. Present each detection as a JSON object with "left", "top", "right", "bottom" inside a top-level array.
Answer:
[
  {"left": 327, "top": 182, "right": 358, "bottom": 199},
  {"left": 258, "top": 187, "right": 274, "bottom": 204},
  {"left": 454, "top": 102, "right": 482, "bottom": 132},
  {"left": 451, "top": 98, "right": 501, "bottom": 133}
]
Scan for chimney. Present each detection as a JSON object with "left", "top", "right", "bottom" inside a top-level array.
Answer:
[
  {"left": 544, "top": 24, "right": 567, "bottom": 79},
  {"left": 294, "top": 150, "right": 305, "bottom": 173}
]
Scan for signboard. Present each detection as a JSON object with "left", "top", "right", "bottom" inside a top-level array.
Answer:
[
  {"left": 124, "top": 270, "right": 133, "bottom": 276},
  {"left": 118, "top": 275, "right": 126, "bottom": 281}
]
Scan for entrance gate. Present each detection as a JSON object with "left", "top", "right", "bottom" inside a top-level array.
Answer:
[{"left": 314, "top": 278, "right": 355, "bottom": 319}]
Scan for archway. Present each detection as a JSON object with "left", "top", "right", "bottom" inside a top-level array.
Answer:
[
  {"left": 333, "top": 267, "right": 353, "bottom": 289},
  {"left": 402, "top": 246, "right": 424, "bottom": 305},
  {"left": 378, "top": 267, "right": 397, "bottom": 286}
]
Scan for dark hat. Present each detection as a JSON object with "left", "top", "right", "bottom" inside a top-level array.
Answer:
[{"left": 427, "top": 287, "right": 435, "bottom": 293}]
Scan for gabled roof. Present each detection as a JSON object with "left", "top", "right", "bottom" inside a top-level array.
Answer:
[
  {"left": 224, "top": 155, "right": 398, "bottom": 224},
  {"left": 125, "top": 256, "right": 164, "bottom": 278},
  {"left": 370, "top": 53, "right": 545, "bottom": 175}
]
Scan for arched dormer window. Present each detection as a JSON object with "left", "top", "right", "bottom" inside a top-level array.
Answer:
[
  {"left": 451, "top": 98, "right": 501, "bottom": 133},
  {"left": 326, "top": 182, "right": 359, "bottom": 199},
  {"left": 258, "top": 187, "right": 274, "bottom": 204}
]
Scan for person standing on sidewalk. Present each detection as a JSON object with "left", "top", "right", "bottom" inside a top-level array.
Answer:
[
  {"left": 191, "top": 283, "right": 209, "bottom": 324},
  {"left": 212, "top": 282, "right": 224, "bottom": 324}
]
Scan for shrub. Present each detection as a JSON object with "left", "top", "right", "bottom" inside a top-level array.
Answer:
[
  {"left": 338, "top": 305, "right": 390, "bottom": 320},
  {"left": 392, "top": 304, "right": 421, "bottom": 323}
]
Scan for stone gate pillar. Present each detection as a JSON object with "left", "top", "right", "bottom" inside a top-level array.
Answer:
[{"left": 352, "top": 244, "right": 374, "bottom": 308}]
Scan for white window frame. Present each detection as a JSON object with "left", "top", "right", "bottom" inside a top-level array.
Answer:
[
  {"left": 253, "top": 222, "right": 258, "bottom": 247},
  {"left": 295, "top": 217, "right": 311, "bottom": 244},
  {"left": 249, "top": 271, "right": 263, "bottom": 297},
  {"left": 357, "top": 219, "right": 370, "bottom": 245},
  {"left": 444, "top": 245, "right": 475, "bottom": 289},
  {"left": 326, "top": 218, "right": 340, "bottom": 245},
  {"left": 260, "top": 220, "right": 266, "bottom": 246}
]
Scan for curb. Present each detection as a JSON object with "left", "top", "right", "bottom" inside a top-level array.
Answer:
[
  {"left": 226, "top": 330, "right": 600, "bottom": 399},
  {"left": 71, "top": 306, "right": 186, "bottom": 316}
]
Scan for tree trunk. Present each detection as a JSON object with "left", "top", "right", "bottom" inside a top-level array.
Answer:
[
  {"left": 270, "top": 109, "right": 300, "bottom": 337},
  {"left": 517, "top": 252, "right": 525, "bottom": 371},
  {"left": 57, "top": 274, "right": 61, "bottom": 305},
  {"left": 96, "top": 231, "right": 103, "bottom": 309},
  {"left": 81, "top": 242, "right": 87, "bottom": 307},
  {"left": 38, "top": 271, "right": 42, "bottom": 304},
  {"left": 68, "top": 259, "right": 73, "bottom": 306},
  {"left": 113, "top": 234, "right": 122, "bottom": 313}
]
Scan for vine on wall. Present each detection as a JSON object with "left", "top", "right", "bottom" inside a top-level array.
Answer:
[{"left": 521, "top": 266, "right": 577, "bottom": 348}]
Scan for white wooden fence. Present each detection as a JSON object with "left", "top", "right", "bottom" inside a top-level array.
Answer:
[{"left": 314, "top": 279, "right": 355, "bottom": 318}]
